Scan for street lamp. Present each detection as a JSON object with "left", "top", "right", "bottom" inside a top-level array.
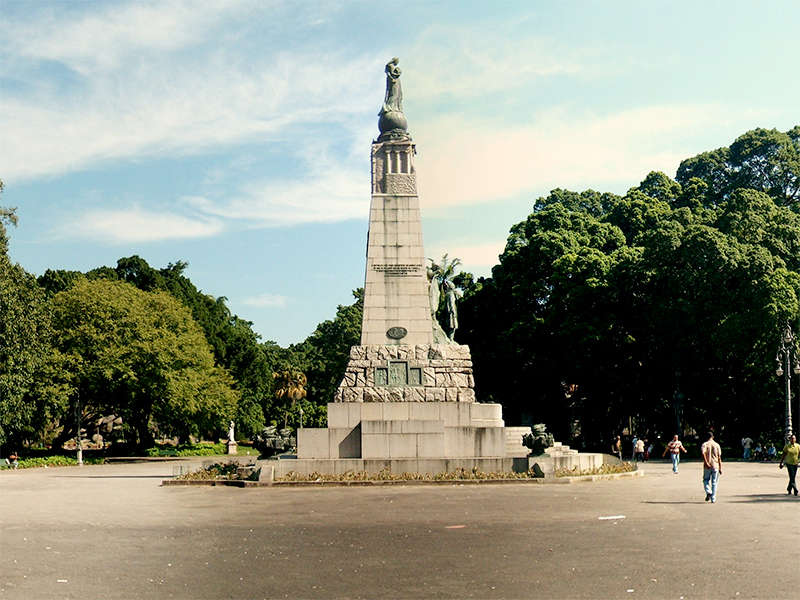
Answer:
[{"left": 775, "top": 324, "right": 800, "bottom": 443}]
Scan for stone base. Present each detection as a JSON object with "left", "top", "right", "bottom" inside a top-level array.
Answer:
[
  {"left": 226, "top": 442, "right": 238, "bottom": 455},
  {"left": 298, "top": 401, "right": 506, "bottom": 461},
  {"left": 335, "top": 344, "right": 475, "bottom": 404}
]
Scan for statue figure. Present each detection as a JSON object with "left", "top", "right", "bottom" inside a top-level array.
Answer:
[
  {"left": 443, "top": 280, "right": 461, "bottom": 340},
  {"left": 427, "top": 263, "right": 441, "bottom": 317},
  {"left": 522, "top": 424, "right": 555, "bottom": 456},
  {"left": 378, "top": 57, "right": 409, "bottom": 141},
  {"left": 227, "top": 421, "right": 235, "bottom": 443}
]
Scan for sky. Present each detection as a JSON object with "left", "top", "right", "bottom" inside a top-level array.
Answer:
[{"left": 1, "top": 0, "right": 798, "bottom": 347}]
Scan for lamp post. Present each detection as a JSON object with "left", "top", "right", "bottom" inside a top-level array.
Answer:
[{"left": 775, "top": 324, "right": 800, "bottom": 444}]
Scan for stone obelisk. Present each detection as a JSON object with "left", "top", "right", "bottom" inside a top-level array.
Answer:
[
  {"left": 361, "top": 57, "right": 432, "bottom": 346},
  {"left": 334, "top": 58, "right": 476, "bottom": 404}
]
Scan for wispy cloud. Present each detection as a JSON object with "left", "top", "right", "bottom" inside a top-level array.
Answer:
[
  {"left": 415, "top": 103, "right": 747, "bottom": 208},
  {"left": 408, "top": 19, "right": 610, "bottom": 103},
  {"left": 0, "top": 3, "right": 382, "bottom": 182},
  {"left": 65, "top": 207, "right": 223, "bottom": 243},
  {"left": 241, "top": 293, "right": 288, "bottom": 308}
]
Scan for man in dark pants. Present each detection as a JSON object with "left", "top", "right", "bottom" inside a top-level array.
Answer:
[{"left": 779, "top": 434, "right": 800, "bottom": 496}]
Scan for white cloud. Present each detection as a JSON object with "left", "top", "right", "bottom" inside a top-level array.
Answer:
[
  {"left": 2, "top": 1, "right": 241, "bottom": 73},
  {"left": 241, "top": 293, "right": 288, "bottom": 308},
  {"left": 408, "top": 20, "right": 609, "bottom": 102},
  {"left": 0, "top": 2, "right": 382, "bottom": 182},
  {"left": 415, "top": 103, "right": 745, "bottom": 209},
  {"left": 66, "top": 207, "right": 223, "bottom": 243}
]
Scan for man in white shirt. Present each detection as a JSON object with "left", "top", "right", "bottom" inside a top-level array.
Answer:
[
  {"left": 742, "top": 436, "right": 753, "bottom": 460},
  {"left": 702, "top": 431, "right": 723, "bottom": 503}
]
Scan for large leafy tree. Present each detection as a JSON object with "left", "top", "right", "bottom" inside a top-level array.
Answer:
[
  {"left": 1, "top": 183, "right": 62, "bottom": 448},
  {"left": 460, "top": 130, "right": 800, "bottom": 446},
  {"left": 49, "top": 279, "right": 239, "bottom": 447},
  {"left": 676, "top": 127, "right": 800, "bottom": 208},
  {"left": 40, "top": 256, "right": 274, "bottom": 439}
]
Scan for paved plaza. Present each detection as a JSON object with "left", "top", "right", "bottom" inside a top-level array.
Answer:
[{"left": 1, "top": 458, "right": 798, "bottom": 599}]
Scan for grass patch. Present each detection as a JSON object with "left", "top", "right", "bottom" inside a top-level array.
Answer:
[
  {"left": 145, "top": 442, "right": 227, "bottom": 457},
  {"left": 2, "top": 455, "right": 106, "bottom": 469},
  {"left": 555, "top": 462, "right": 637, "bottom": 478},
  {"left": 278, "top": 467, "right": 544, "bottom": 482}
]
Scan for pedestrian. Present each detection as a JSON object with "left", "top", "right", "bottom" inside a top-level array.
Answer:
[
  {"left": 742, "top": 435, "right": 753, "bottom": 460},
  {"left": 635, "top": 438, "right": 645, "bottom": 462},
  {"left": 611, "top": 436, "right": 622, "bottom": 460},
  {"left": 701, "top": 431, "right": 723, "bottom": 503},
  {"left": 778, "top": 434, "right": 800, "bottom": 496},
  {"left": 663, "top": 434, "right": 688, "bottom": 473},
  {"left": 631, "top": 434, "right": 638, "bottom": 461}
]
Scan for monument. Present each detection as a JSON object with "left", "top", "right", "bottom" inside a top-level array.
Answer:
[{"left": 266, "top": 59, "right": 600, "bottom": 478}]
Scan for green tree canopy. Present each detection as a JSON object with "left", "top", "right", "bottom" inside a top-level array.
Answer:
[
  {"left": 460, "top": 130, "right": 800, "bottom": 446},
  {"left": 49, "top": 279, "right": 239, "bottom": 447},
  {"left": 1, "top": 182, "right": 62, "bottom": 448}
]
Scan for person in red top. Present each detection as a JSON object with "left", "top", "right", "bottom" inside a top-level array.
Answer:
[
  {"left": 663, "top": 434, "right": 687, "bottom": 473},
  {"left": 701, "top": 431, "right": 722, "bottom": 503}
]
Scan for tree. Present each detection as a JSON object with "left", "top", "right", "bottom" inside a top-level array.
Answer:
[
  {"left": 676, "top": 127, "right": 800, "bottom": 208},
  {"left": 459, "top": 150, "right": 800, "bottom": 446},
  {"left": 290, "top": 289, "right": 363, "bottom": 409},
  {"left": 1, "top": 182, "right": 61, "bottom": 448},
  {"left": 39, "top": 255, "right": 278, "bottom": 440},
  {"left": 49, "top": 279, "right": 239, "bottom": 447},
  {"left": 273, "top": 369, "right": 307, "bottom": 430}
]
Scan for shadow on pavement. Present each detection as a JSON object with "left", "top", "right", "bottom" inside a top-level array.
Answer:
[{"left": 725, "top": 493, "right": 800, "bottom": 503}]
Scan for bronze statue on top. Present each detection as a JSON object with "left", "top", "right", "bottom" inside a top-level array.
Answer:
[{"left": 378, "top": 57, "right": 410, "bottom": 141}]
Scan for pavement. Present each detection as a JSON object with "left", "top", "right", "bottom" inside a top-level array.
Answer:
[{"left": 0, "top": 457, "right": 798, "bottom": 600}]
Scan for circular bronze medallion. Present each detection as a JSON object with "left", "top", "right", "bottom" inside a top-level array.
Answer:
[{"left": 386, "top": 326, "right": 408, "bottom": 340}]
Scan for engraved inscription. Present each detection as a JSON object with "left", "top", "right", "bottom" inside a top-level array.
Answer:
[{"left": 372, "top": 263, "right": 423, "bottom": 277}]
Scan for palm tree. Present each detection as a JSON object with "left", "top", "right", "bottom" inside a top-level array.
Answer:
[{"left": 273, "top": 369, "right": 307, "bottom": 429}]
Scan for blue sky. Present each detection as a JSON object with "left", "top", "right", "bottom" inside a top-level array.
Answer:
[{"left": 1, "top": 0, "right": 798, "bottom": 346}]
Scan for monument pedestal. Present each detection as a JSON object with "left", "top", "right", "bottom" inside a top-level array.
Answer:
[{"left": 226, "top": 441, "right": 238, "bottom": 455}]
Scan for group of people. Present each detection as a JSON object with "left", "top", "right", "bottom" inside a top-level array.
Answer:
[
  {"left": 611, "top": 435, "right": 654, "bottom": 462},
  {"left": 741, "top": 436, "right": 778, "bottom": 461},
  {"left": 611, "top": 431, "right": 800, "bottom": 501}
]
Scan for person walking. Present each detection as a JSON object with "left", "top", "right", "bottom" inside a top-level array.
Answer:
[
  {"left": 611, "top": 436, "right": 622, "bottom": 460},
  {"left": 742, "top": 436, "right": 753, "bottom": 460},
  {"left": 778, "top": 434, "right": 800, "bottom": 496},
  {"left": 635, "top": 438, "right": 645, "bottom": 462},
  {"left": 701, "top": 431, "right": 722, "bottom": 503},
  {"left": 663, "top": 434, "right": 687, "bottom": 473},
  {"left": 631, "top": 435, "right": 638, "bottom": 461}
]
